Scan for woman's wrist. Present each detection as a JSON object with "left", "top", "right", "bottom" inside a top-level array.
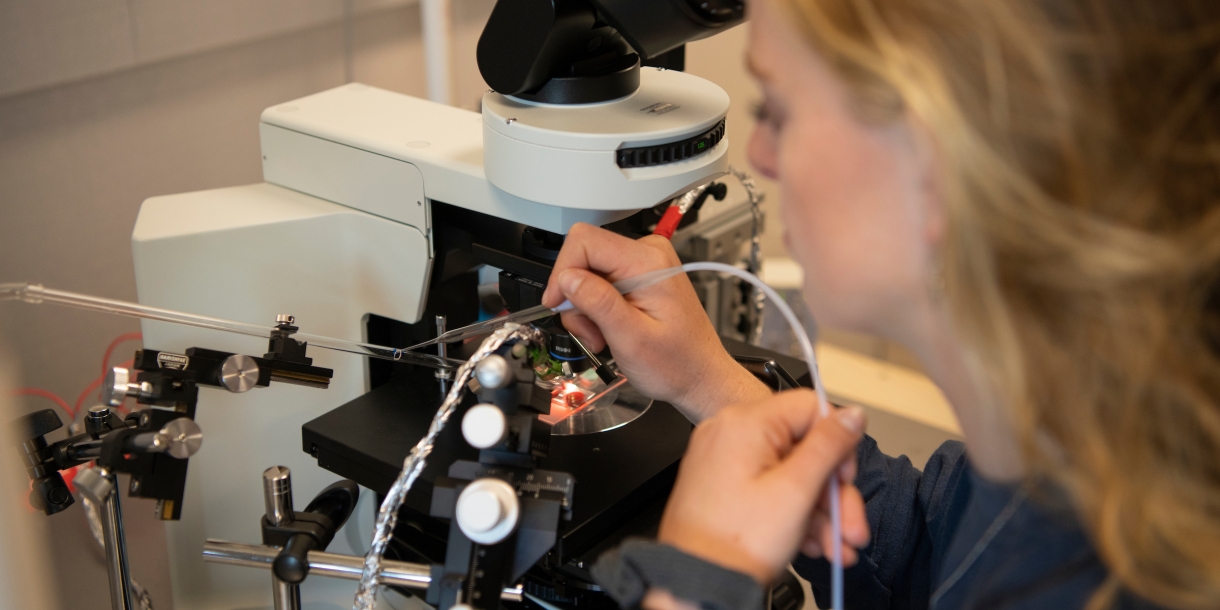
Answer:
[{"left": 642, "top": 589, "right": 703, "bottom": 610}]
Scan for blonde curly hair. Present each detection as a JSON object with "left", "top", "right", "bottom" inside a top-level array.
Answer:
[{"left": 773, "top": 0, "right": 1220, "bottom": 607}]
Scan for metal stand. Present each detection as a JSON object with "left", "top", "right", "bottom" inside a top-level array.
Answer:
[
  {"left": 201, "top": 540, "right": 523, "bottom": 601},
  {"left": 77, "top": 467, "right": 134, "bottom": 610},
  {"left": 263, "top": 467, "right": 301, "bottom": 610},
  {"left": 435, "top": 315, "right": 452, "bottom": 396}
]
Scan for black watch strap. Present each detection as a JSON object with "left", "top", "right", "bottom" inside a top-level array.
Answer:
[{"left": 590, "top": 539, "right": 766, "bottom": 610}]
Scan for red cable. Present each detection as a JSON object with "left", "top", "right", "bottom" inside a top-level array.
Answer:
[
  {"left": 73, "top": 376, "right": 105, "bottom": 417},
  {"left": 652, "top": 205, "right": 685, "bottom": 239},
  {"left": 11, "top": 388, "right": 74, "bottom": 419}
]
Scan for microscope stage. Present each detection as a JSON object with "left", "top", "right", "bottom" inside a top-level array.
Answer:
[{"left": 300, "top": 364, "right": 693, "bottom": 562}]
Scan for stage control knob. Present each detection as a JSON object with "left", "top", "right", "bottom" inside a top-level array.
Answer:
[
  {"left": 475, "top": 354, "right": 512, "bottom": 389},
  {"left": 462, "top": 404, "right": 507, "bottom": 450},
  {"left": 455, "top": 478, "right": 519, "bottom": 545}
]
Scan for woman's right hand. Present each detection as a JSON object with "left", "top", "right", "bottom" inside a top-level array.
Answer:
[{"left": 541, "top": 223, "right": 770, "bottom": 422}]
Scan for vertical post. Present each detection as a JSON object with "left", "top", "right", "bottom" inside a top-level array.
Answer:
[
  {"left": 262, "top": 467, "right": 301, "bottom": 610},
  {"left": 421, "top": 0, "right": 453, "bottom": 105},
  {"left": 98, "top": 468, "right": 134, "bottom": 610},
  {"left": 436, "top": 315, "right": 452, "bottom": 396}
]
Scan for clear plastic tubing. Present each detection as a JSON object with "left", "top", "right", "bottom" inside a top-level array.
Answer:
[
  {"left": 677, "top": 262, "right": 844, "bottom": 610},
  {"left": 0, "top": 283, "right": 464, "bottom": 370}
]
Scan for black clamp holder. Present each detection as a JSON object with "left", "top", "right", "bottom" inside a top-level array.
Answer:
[
  {"left": 426, "top": 340, "right": 575, "bottom": 610},
  {"left": 10, "top": 406, "right": 204, "bottom": 610},
  {"left": 259, "top": 466, "right": 360, "bottom": 610}
]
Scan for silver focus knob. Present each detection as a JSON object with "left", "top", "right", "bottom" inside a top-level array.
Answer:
[
  {"left": 219, "top": 355, "right": 260, "bottom": 393},
  {"left": 454, "top": 478, "right": 519, "bottom": 545},
  {"left": 262, "top": 466, "right": 294, "bottom": 526},
  {"left": 103, "top": 368, "right": 132, "bottom": 407},
  {"left": 462, "top": 404, "right": 508, "bottom": 450},
  {"left": 475, "top": 355, "right": 512, "bottom": 390},
  {"left": 160, "top": 418, "right": 203, "bottom": 459}
]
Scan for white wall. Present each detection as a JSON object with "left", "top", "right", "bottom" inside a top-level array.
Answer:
[
  {"left": 0, "top": 4, "right": 790, "bottom": 608},
  {"left": 0, "top": 3, "right": 494, "bottom": 608}
]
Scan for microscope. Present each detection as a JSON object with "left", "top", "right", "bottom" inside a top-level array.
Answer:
[{"left": 123, "top": 1, "right": 804, "bottom": 608}]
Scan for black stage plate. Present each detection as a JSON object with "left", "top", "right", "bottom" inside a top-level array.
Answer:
[{"left": 299, "top": 338, "right": 807, "bottom": 561}]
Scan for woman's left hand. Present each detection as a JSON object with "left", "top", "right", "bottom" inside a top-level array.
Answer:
[{"left": 656, "top": 390, "right": 871, "bottom": 585}]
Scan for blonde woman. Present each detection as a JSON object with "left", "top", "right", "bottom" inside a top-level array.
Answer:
[{"left": 540, "top": 0, "right": 1220, "bottom": 608}]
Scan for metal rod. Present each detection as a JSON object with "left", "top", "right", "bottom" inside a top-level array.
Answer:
[
  {"left": 435, "top": 315, "right": 451, "bottom": 396},
  {"left": 273, "top": 577, "right": 301, "bottom": 610},
  {"left": 262, "top": 467, "right": 301, "bottom": 610},
  {"left": 262, "top": 466, "right": 294, "bottom": 527},
  {"left": 99, "top": 469, "right": 134, "bottom": 610},
  {"left": 201, "top": 540, "right": 523, "bottom": 601}
]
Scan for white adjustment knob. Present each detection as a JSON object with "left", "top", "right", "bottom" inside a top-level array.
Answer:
[
  {"left": 456, "top": 489, "right": 502, "bottom": 533},
  {"left": 455, "top": 478, "right": 519, "bottom": 545},
  {"left": 462, "top": 404, "right": 507, "bottom": 450},
  {"left": 475, "top": 354, "right": 512, "bottom": 389}
]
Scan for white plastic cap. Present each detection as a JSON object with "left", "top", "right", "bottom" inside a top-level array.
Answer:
[
  {"left": 462, "top": 404, "right": 507, "bottom": 450},
  {"left": 455, "top": 478, "right": 519, "bottom": 545},
  {"left": 455, "top": 489, "right": 502, "bottom": 533}
]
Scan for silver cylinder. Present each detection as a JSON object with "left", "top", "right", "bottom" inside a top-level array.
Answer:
[
  {"left": 262, "top": 466, "right": 293, "bottom": 526},
  {"left": 201, "top": 540, "right": 523, "bottom": 601},
  {"left": 99, "top": 469, "right": 134, "bottom": 610},
  {"left": 273, "top": 577, "right": 301, "bottom": 610},
  {"left": 125, "top": 431, "right": 169, "bottom": 454}
]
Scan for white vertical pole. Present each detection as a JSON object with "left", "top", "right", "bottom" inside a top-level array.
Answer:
[{"left": 421, "top": 0, "right": 453, "bottom": 105}]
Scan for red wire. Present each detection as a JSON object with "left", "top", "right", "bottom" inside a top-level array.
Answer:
[
  {"left": 11, "top": 388, "right": 74, "bottom": 419},
  {"left": 102, "top": 332, "right": 142, "bottom": 378},
  {"left": 73, "top": 376, "right": 105, "bottom": 417},
  {"left": 652, "top": 205, "right": 685, "bottom": 239}
]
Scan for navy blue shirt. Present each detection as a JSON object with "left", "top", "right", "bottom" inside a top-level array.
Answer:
[{"left": 795, "top": 436, "right": 1160, "bottom": 609}]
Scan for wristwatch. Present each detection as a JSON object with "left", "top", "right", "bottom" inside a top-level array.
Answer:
[{"left": 591, "top": 539, "right": 766, "bottom": 610}]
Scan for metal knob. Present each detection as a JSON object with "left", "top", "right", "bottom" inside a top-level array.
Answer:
[
  {"left": 219, "top": 355, "right": 260, "bottom": 393},
  {"left": 262, "top": 466, "right": 294, "bottom": 526},
  {"left": 462, "top": 404, "right": 507, "bottom": 450},
  {"left": 160, "top": 418, "right": 203, "bottom": 459},
  {"left": 475, "top": 355, "right": 512, "bottom": 390},
  {"left": 454, "top": 478, "right": 519, "bottom": 545},
  {"left": 103, "top": 368, "right": 132, "bottom": 407},
  {"left": 276, "top": 314, "right": 295, "bottom": 325}
]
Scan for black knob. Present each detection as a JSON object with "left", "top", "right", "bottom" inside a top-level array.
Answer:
[
  {"left": 29, "top": 473, "right": 74, "bottom": 515},
  {"left": 13, "top": 409, "right": 62, "bottom": 443},
  {"left": 273, "top": 534, "right": 317, "bottom": 584}
]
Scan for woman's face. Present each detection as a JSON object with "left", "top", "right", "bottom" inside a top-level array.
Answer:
[{"left": 746, "top": 0, "right": 942, "bottom": 342}]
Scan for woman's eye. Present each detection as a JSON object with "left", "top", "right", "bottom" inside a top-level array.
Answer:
[
  {"left": 750, "top": 101, "right": 768, "bottom": 122},
  {"left": 750, "top": 100, "right": 782, "bottom": 130}
]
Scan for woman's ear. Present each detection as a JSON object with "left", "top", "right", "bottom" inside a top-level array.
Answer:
[{"left": 911, "top": 119, "right": 947, "bottom": 248}]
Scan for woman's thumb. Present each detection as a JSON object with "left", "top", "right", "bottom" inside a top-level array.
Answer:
[{"left": 774, "top": 406, "right": 866, "bottom": 490}]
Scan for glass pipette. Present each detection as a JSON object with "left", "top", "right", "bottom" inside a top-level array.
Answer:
[
  {"left": 0, "top": 283, "right": 464, "bottom": 370},
  {"left": 404, "top": 266, "right": 687, "bottom": 352}
]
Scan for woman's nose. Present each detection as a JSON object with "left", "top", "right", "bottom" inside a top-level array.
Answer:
[{"left": 747, "top": 124, "right": 779, "bottom": 180}]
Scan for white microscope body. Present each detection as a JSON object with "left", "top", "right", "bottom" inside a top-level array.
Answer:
[{"left": 131, "top": 68, "right": 730, "bottom": 608}]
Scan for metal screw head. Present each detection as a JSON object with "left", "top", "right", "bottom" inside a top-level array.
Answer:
[
  {"left": 475, "top": 355, "right": 512, "bottom": 389},
  {"left": 219, "top": 355, "right": 260, "bottom": 393},
  {"left": 276, "top": 314, "right": 295, "bottom": 325},
  {"left": 103, "top": 368, "right": 130, "bottom": 407},
  {"left": 505, "top": 118, "right": 517, "bottom": 125},
  {"left": 88, "top": 405, "right": 111, "bottom": 419},
  {"left": 159, "top": 418, "right": 203, "bottom": 459}
]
